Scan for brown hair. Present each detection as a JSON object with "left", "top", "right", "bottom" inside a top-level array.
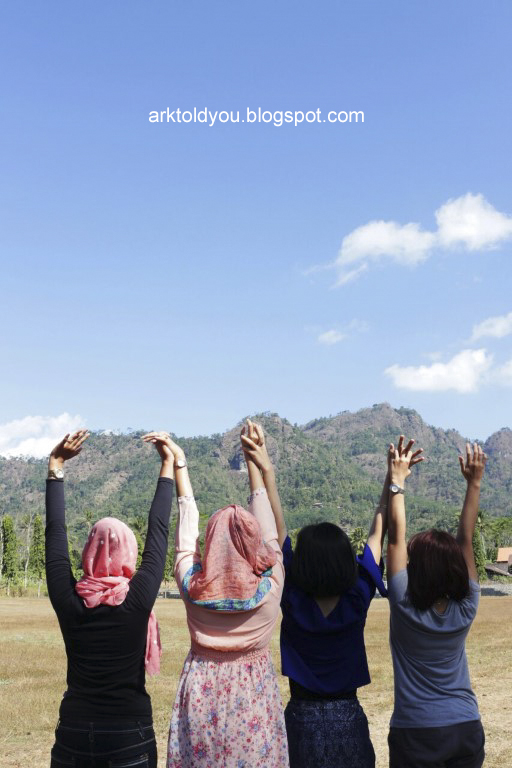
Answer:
[{"left": 407, "top": 529, "right": 470, "bottom": 610}]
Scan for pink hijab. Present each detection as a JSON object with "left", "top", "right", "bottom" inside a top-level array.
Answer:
[
  {"left": 187, "top": 504, "right": 277, "bottom": 602},
  {"left": 75, "top": 517, "right": 161, "bottom": 676}
]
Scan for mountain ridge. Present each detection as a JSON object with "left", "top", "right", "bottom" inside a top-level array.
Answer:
[{"left": 1, "top": 404, "right": 511, "bottom": 545}]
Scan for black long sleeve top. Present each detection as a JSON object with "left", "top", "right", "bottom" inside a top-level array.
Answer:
[{"left": 45, "top": 476, "right": 173, "bottom": 721}]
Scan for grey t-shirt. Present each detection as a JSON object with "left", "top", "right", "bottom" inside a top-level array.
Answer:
[{"left": 388, "top": 569, "right": 480, "bottom": 728}]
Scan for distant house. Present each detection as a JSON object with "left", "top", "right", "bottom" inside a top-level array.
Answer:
[{"left": 495, "top": 547, "right": 512, "bottom": 574}]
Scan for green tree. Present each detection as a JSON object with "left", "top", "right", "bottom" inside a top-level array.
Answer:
[
  {"left": 163, "top": 544, "right": 174, "bottom": 584},
  {"left": 349, "top": 526, "right": 366, "bottom": 556},
  {"left": 1, "top": 516, "right": 19, "bottom": 595},
  {"left": 130, "top": 515, "right": 147, "bottom": 570},
  {"left": 21, "top": 512, "right": 35, "bottom": 588},
  {"left": 472, "top": 527, "right": 487, "bottom": 582},
  {"left": 28, "top": 514, "right": 45, "bottom": 597}
]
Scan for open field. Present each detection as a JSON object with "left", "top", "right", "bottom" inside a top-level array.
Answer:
[{"left": 1, "top": 597, "right": 510, "bottom": 767}]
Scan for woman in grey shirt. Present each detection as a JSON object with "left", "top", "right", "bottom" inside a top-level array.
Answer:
[{"left": 386, "top": 437, "right": 486, "bottom": 768}]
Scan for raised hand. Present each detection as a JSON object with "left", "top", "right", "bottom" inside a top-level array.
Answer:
[
  {"left": 240, "top": 419, "right": 273, "bottom": 474},
  {"left": 50, "top": 429, "right": 90, "bottom": 466},
  {"left": 459, "top": 442, "right": 486, "bottom": 485},
  {"left": 142, "top": 431, "right": 184, "bottom": 464},
  {"left": 388, "top": 435, "right": 424, "bottom": 485}
]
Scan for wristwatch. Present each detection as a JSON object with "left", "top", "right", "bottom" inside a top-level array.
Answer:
[
  {"left": 175, "top": 458, "right": 187, "bottom": 469},
  {"left": 48, "top": 468, "right": 64, "bottom": 480},
  {"left": 389, "top": 483, "right": 405, "bottom": 495}
]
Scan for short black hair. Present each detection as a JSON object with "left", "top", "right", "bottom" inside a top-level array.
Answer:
[{"left": 289, "top": 522, "right": 357, "bottom": 598}]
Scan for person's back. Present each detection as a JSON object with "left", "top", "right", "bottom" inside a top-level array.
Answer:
[
  {"left": 386, "top": 437, "right": 486, "bottom": 768},
  {"left": 167, "top": 420, "right": 289, "bottom": 768},
  {"left": 388, "top": 568, "right": 480, "bottom": 728},
  {"left": 280, "top": 535, "right": 385, "bottom": 697},
  {"left": 279, "top": 444, "right": 400, "bottom": 768},
  {"left": 46, "top": 430, "right": 174, "bottom": 768},
  {"left": 50, "top": 579, "right": 157, "bottom": 719}
]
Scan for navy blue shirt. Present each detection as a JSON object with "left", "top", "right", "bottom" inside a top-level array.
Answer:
[{"left": 280, "top": 537, "right": 387, "bottom": 695}]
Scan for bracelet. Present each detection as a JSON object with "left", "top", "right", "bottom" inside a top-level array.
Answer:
[{"left": 248, "top": 487, "right": 267, "bottom": 505}]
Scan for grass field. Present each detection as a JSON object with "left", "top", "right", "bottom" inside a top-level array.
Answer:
[{"left": 1, "top": 597, "right": 510, "bottom": 767}]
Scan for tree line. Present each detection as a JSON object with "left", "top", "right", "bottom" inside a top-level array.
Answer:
[{"left": 2, "top": 508, "right": 510, "bottom": 597}]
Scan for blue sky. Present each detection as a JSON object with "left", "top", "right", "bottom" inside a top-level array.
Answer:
[{"left": 1, "top": 2, "right": 511, "bottom": 456}]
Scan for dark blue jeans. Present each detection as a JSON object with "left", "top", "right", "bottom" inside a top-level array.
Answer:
[{"left": 50, "top": 720, "right": 157, "bottom": 768}]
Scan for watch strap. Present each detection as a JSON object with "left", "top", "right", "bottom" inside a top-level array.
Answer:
[{"left": 48, "top": 468, "right": 64, "bottom": 481}]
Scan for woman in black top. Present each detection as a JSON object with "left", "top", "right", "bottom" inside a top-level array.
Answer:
[{"left": 46, "top": 429, "right": 176, "bottom": 768}]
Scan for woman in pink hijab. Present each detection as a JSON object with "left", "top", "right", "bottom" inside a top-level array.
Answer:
[
  {"left": 167, "top": 420, "right": 290, "bottom": 768},
  {"left": 46, "top": 428, "right": 176, "bottom": 768}
]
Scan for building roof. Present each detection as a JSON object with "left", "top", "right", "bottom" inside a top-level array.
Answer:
[{"left": 496, "top": 547, "right": 512, "bottom": 562}]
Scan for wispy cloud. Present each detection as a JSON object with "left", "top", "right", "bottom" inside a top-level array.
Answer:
[
  {"left": 471, "top": 311, "right": 512, "bottom": 341},
  {"left": 492, "top": 359, "right": 512, "bottom": 386},
  {"left": 384, "top": 349, "right": 492, "bottom": 393},
  {"left": 317, "top": 319, "right": 368, "bottom": 346},
  {"left": 336, "top": 221, "right": 435, "bottom": 286},
  {"left": 0, "top": 413, "right": 84, "bottom": 458},
  {"left": 327, "top": 193, "right": 512, "bottom": 286},
  {"left": 318, "top": 330, "right": 347, "bottom": 345}
]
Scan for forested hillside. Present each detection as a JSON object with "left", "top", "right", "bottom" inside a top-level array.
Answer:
[{"left": 1, "top": 404, "right": 511, "bottom": 587}]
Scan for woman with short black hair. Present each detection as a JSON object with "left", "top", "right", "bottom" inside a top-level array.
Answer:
[
  {"left": 274, "top": 439, "right": 421, "bottom": 768},
  {"left": 386, "top": 437, "right": 486, "bottom": 768}
]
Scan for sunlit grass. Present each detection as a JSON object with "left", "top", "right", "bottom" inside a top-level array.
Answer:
[{"left": 1, "top": 597, "right": 510, "bottom": 767}]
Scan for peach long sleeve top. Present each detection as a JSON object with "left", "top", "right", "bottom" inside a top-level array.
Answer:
[{"left": 174, "top": 488, "right": 285, "bottom": 654}]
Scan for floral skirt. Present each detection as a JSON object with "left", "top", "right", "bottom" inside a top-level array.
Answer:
[{"left": 167, "top": 647, "right": 289, "bottom": 768}]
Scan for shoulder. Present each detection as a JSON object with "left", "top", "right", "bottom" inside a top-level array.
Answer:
[
  {"left": 387, "top": 569, "right": 408, "bottom": 606},
  {"left": 454, "top": 579, "right": 480, "bottom": 620},
  {"left": 356, "top": 544, "right": 388, "bottom": 599}
]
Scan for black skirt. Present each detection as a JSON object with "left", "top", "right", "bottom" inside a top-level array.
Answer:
[{"left": 285, "top": 697, "right": 375, "bottom": 768}]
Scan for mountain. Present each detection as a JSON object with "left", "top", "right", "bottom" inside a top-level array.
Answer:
[{"left": 1, "top": 405, "right": 511, "bottom": 547}]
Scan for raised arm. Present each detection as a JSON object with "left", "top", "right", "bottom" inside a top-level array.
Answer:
[
  {"left": 366, "top": 468, "right": 390, "bottom": 563},
  {"left": 386, "top": 435, "right": 424, "bottom": 580},
  {"left": 45, "top": 429, "right": 90, "bottom": 609},
  {"left": 155, "top": 437, "right": 201, "bottom": 586},
  {"left": 241, "top": 420, "right": 287, "bottom": 548},
  {"left": 128, "top": 432, "right": 174, "bottom": 609},
  {"left": 456, "top": 442, "right": 487, "bottom": 582}
]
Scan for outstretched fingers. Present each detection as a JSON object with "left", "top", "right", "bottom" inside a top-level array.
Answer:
[
  {"left": 409, "top": 448, "right": 424, "bottom": 466},
  {"left": 403, "top": 439, "right": 415, "bottom": 456},
  {"left": 69, "top": 429, "right": 90, "bottom": 451}
]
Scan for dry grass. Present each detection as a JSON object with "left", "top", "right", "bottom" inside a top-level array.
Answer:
[{"left": 1, "top": 597, "right": 510, "bottom": 767}]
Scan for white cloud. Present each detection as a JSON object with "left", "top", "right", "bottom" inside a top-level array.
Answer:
[
  {"left": 471, "top": 311, "right": 512, "bottom": 341},
  {"left": 335, "top": 221, "right": 435, "bottom": 285},
  {"left": 331, "top": 193, "right": 512, "bottom": 285},
  {"left": 318, "top": 330, "right": 346, "bottom": 345},
  {"left": 0, "top": 413, "right": 84, "bottom": 458},
  {"left": 493, "top": 359, "right": 512, "bottom": 386},
  {"left": 384, "top": 349, "right": 492, "bottom": 393},
  {"left": 436, "top": 194, "right": 512, "bottom": 250}
]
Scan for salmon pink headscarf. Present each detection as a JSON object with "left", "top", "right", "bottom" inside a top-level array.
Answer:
[
  {"left": 75, "top": 517, "right": 161, "bottom": 675},
  {"left": 186, "top": 504, "right": 277, "bottom": 606}
]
